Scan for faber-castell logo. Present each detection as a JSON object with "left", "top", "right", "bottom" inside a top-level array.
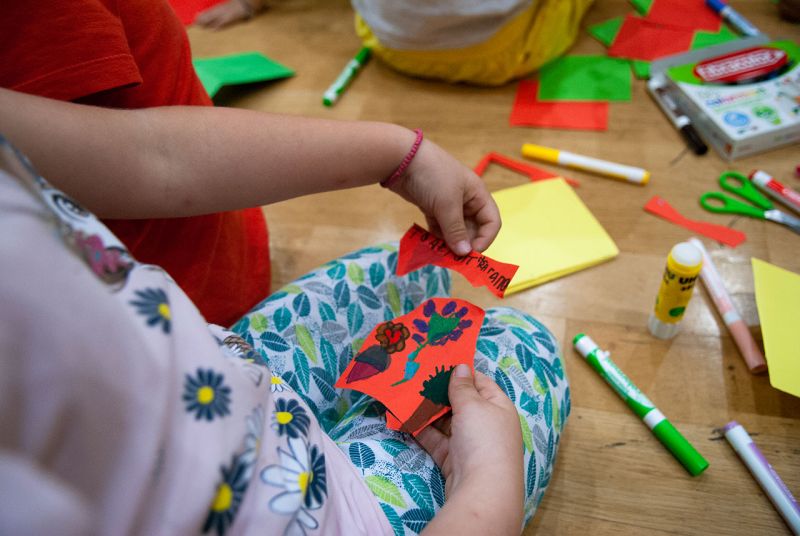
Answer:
[{"left": 694, "top": 47, "right": 786, "bottom": 83}]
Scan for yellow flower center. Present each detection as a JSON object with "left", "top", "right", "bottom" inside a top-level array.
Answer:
[
  {"left": 298, "top": 471, "right": 311, "bottom": 495},
  {"left": 158, "top": 302, "right": 171, "bottom": 320},
  {"left": 275, "top": 411, "right": 293, "bottom": 425},
  {"left": 271, "top": 376, "right": 283, "bottom": 385},
  {"left": 197, "top": 386, "right": 215, "bottom": 405},
  {"left": 211, "top": 483, "right": 233, "bottom": 512}
]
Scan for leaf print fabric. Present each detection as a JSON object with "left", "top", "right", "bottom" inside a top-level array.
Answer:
[{"left": 235, "top": 245, "right": 570, "bottom": 534}]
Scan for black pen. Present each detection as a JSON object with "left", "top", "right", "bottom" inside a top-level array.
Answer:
[{"left": 647, "top": 77, "right": 708, "bottom": 155}]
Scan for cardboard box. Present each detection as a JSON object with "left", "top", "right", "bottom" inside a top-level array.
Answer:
[{"left": 652, "top": 38, "right": 800, "bottom": 160}]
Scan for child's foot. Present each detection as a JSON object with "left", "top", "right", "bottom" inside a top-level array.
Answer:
[{"left": 194, "top": 0, "right": 262, "bottom": 30}]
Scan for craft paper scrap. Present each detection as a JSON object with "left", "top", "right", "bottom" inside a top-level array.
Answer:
[
  {"left": 646, "top": 0, "right": 721, "bottom": 32},
  {"left": 629, "top": 0, "right": 654, "bottom": 15},
  {"left": 644, "top": 196, "right": 747, "bottom": 247},
  {"left": 537, "top": 55, "right": 632, "bottom": 102},
  {"left": 691, "top": 25, "right": 739, "bottom": 50},
  {"left": 396, "top": 224, "right": 519, "bottom": 298},
  {"left": 588, "top": 16, "right": 624, "bottom": 47},
  {"left": 752, "top": 258, "right": 800, "bottom": 398},
  {"left": 335, "top": 298, "right": 485, "bottom": 435},
  {"left": 474, "top": 151, "right": 580, "bottom": 187},
  {"left": 168, "top": 0, "right": 225, "bottom": 25},
  {"left": 511, "top": 80, "right": 609, "bottom": 131},
  {"left": 608, "top": 15, "right": 696, "bottom": 62},
  {"left": 483, "top": 179, "right": 619, "bottom": 294},
  {"left": 193, "top": 52, "right": 295, "bottom": 98},
  {"left": 630, "top": 59, "right": 651, "bottom": 80}
]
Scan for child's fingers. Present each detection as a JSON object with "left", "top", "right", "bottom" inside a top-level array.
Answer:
[
  {"left": 434, "top": 193, "right": 472, "bottom": 257},
  {"left": 473, "top": 371, "right": 514, "bottom": 407},
  {"left": 416, "top": 426, "right": 449, "bottom": 468},
  {"left": 448, "top": 364, "right": 482, "bottom": 409}
]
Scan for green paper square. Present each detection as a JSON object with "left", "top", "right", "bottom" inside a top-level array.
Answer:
[
  {"left": 588, "top": 16, "right": 623, "bottom": 47},
  {"left": 193, "top": 51, "right": 295, "bottom": 98},
  {"left": 630, "top": 59, "right": 650, "bottom": 80},
  {"left": 691, "top": 24, "right": 739, "bottom": 50},
  {"left": 537, "top": 55, "right": 632, "bottom": 102},
  {"left": 629, "top": 0, "right": 654, "bottom": 15}
]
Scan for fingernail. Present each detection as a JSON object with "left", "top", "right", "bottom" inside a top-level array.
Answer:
[
  {"left": 454, "top": 240, "right": 471, "bottom": 256},
  {"left": 454, "top": 364, "right": 471, "bottom": 378}
]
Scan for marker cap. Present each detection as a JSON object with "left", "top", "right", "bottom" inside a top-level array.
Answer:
[
  {"left": 706, "top": 0, "right": 727, "bottom": 12},
  {"left": 651, "top": 419, "right": 710, "bottom": 476},
  {"left": 573, "top": 333, "right": 598, "bottom": 359}
]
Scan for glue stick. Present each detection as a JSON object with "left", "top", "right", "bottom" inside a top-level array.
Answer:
[{"left": 648, "top": 242, "right": 702, "bottom": 339}]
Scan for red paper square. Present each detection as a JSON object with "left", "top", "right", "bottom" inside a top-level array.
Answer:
[
  {"left": 167, "top": 0, "right": 226, "bottom": 25},
  {"left": 608, "top": 15, "right": 696, "bottom": 61},
  {"left": 510, "top": 80, "right": 608, "bottom": 131},
  {"left": 646, "top": 0, "right": 721, "bottom": 32}
]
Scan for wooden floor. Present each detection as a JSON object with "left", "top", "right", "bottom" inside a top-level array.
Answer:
[{"left": 188, "top": 2, "right": 800, "bottom": 534}]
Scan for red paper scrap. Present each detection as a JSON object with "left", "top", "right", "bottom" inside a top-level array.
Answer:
[
  {"left": 644, "top": 196, "right": 747, "bottom": 247},
  {"left": 335, "top": 298, "right": 485, "bottom": 436},
  {"left": 397, "top": 224, "right": 520, "bottom": 298},
  {"left": 510, "top": 80, "right": 609, "bottom": 131},
  {"left": 474, "top": 152, "right": 580, "bottom": 187},
  {"left": 167, "top": 0, "right": 226, "bottom": 25},
  {"left": 646, "top": 0, "right": 721, "bottom": 32},
  {"left": 608, "top": 15, "right": 696, "bottom": 62}
]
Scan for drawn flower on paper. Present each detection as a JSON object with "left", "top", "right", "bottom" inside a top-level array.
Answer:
[
  {"left": 346, "top": 345, "right": 390, "bottom": 383},
  {"left": 272, "top": 398, "right": 311, "bottom": 439},
  {"left": 202, "top": 454, "right": 251, "bottom": 535},
  {"left": 375, "top": 321, "right": 411, "bottom": 353},
  {"left": 261, "top": 437, "right": 328, "bottom": 532},
  {"left": 183, "top": 369, "right": 232, "bottom": 421},
  {"left": 129, "top": 287, "right": 172, "bottom": 334}
]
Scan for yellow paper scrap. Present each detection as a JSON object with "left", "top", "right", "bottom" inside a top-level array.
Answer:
[
  {"left": 484, "top": 179, "right": 618, "bottom": 294},
  {"left": 752, "top": 258, "right": 800, "bottom": 398}
]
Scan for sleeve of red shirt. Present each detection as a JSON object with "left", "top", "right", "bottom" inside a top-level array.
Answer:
[{"left": 0, "top": 0, "right": 143, "bottom": 100}]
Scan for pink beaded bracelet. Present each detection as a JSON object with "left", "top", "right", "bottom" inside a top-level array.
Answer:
[{"left": 380, "top": 129, "right": 423, "bottom": 189}]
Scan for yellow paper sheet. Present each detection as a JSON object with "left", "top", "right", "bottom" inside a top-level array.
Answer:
[
  {"left": 484, "top": 179, "right": 618, "bottom": 294},
  {"left": 752, "top": 258, "right": 800, "bottom": 398}
]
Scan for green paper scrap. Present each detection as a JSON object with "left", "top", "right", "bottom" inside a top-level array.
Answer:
[
  {"left": 588, "top": 16, "right": 624, "bottom": 47},
  {"left": 629, "top": 0, "right": 654, "bottom": 15},
  {"left": 630, "top": 59, "right": 650, "bottom": 79},
  {"left": 691, "top": 24, "right": 739, "bottom": 50},
  {"left": 537, "top": 55, "right": 632, "bottom": 102},
  {"left": 193, "top": 51, "right": 294, "bottom": 98}
]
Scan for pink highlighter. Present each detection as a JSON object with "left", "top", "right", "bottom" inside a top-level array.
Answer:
[{"left": 688, "top": 238, "right": 767, "bottom": 374}]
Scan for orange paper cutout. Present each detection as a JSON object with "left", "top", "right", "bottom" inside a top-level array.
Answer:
[
  {"left": 474, "top": 152, "right": 580, "bottom": 187},
  {"left": 509, "top": 80, "right": 609, "bottom": 132},
  {"left": 335, "top": 298, "right": 485, "bottom": 435},
  {"left": 644, "top": 195, "right": 747, "bottom": 247},
  {"left": 397, "top": 224, "right": 519, "bottom": 298}
]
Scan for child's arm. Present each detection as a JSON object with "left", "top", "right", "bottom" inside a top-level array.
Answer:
[
  {"left": 0, "top": 88, "right": 499, "bottom": 255},
  {"left": 417, "top": 365, "right": 525, "bottom": 536}
]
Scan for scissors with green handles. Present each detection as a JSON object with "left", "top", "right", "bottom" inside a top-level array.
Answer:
[{"left": 700, "top": 171, "right": 800, "bottom": 235}]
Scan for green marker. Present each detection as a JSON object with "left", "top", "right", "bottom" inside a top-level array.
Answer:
[
  {"left": 573, "top": 333, "right": 709, "bottom": 476},
  {"left": 322, "top": 46, "right": 371, "bottom": 107}
]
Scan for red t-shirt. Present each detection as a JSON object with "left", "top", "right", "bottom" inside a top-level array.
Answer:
[{"left": 0, "top": 0, "right": 271, "bottom": 326}]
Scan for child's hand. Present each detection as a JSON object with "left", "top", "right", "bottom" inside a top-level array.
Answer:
[
  {"left": 390, "top": 137, "right": 501, "bottom": 256},
  {"left": 194, "top": 0, "right": 261, "bottom": 30},
  {"left": 416, "top": 364, "right": 524, "bottom": 534}
]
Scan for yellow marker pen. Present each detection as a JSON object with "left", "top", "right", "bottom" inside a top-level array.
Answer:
[{"left": 648, "top": 242, "right": 702, "bottom": 339}]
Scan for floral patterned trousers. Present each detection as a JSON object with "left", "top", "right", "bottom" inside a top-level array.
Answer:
[{"left": 232, "top": 244, "right": 570, "bottom": 535}]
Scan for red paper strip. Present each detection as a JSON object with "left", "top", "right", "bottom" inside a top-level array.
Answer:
[
  {"left": 167, "top": 0, "right": 226, "bottom": 25},
  {"left": 645, "top": 0, "right": 721, "bottom": 32},
  {"left": 644, "top": 196, "right": 747, "bottom": 247},
  {"left": 335, "top": 298, "right": 485, "bottom": 435},
  {"left": 474, "top": 151, "right": 580, "bottom": 187},
  {"left": 608, "top": 15, "right": 696, "bottom": 61},
  {"left": 397, "top": 224, "right": 519, "bottom": 298},
  {"left": 510, "top": 80, "right": 609, "bottom": 131}
]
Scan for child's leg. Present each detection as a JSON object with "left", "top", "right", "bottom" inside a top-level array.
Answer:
[
  {"left": 231, "top": 243, "right": 451, "bottom": 433},
  {"left": 332, "top": 306, "right": 569, "bottom": 533}
]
